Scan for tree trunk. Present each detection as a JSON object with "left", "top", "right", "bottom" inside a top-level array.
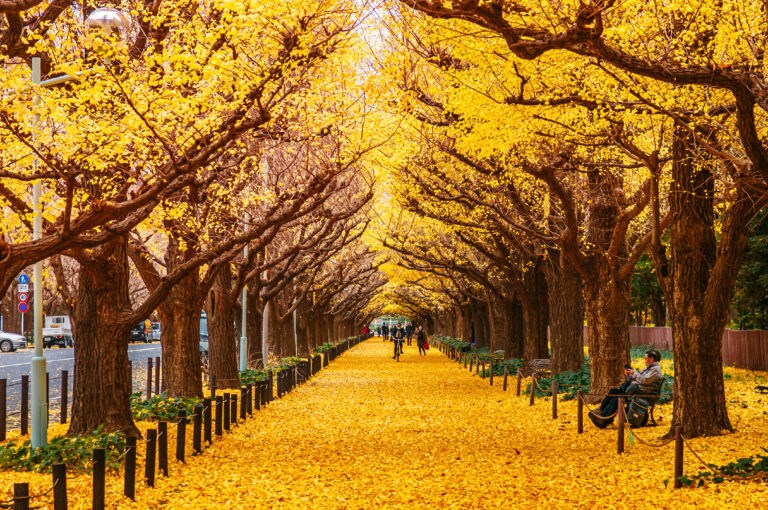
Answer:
[
  {"left": 486, "top": 292, "right": 511, "bottom": 353},
  {"left": 663, "top": 122, "right": 754, "bottom": 437},
  {"left": 207, "top": 267, "right": 239, "bottom": 389},
  {"left": 506, "top": 296, "right": 524, "bottom": 358},
  {"left": 69, "top": 236, "right": 139, "bottom": 437},
  {"left": 583, "top": 268, "right": 631, "bottom": 401},
  {"left": 521, "top": 259, "right": 549, "bottom": 361},
  {"left": 246, "top": 287, "right": 263, "bottom": 367},
  {"left": 545, "top": 254, "right": 584, "bottom": 373},
  {"left": 650, "top": 296, "right": 666, "bottom": 327},
  {"left": 158, "top": 274, "right": 204, "bottom": 397}
]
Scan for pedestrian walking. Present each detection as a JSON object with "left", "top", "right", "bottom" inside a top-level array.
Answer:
[
  {"left": 382, "top": 323, "right": 389, "bottom": 341},
  {"left": 405, "top": 321, "right": 414, "bottom": 346},
  {"left": 416, "top": 326, "right": 428, "bottom": 356}
]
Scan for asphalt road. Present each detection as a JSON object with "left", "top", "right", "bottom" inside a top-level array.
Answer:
[{"left": 0, "top": 342, "right": 162, "bottom": 430}]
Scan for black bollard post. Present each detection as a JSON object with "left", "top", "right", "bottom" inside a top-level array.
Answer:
[
  {"left": 193, "top": 404, "right": 203, "bottom": 453},
  {"left": 124, "top": 436, "right": 136, "bottom": 500},
  {"left": 246, "top": 384, "right": 253, "bottom": 416},
  {"left": 203, "top": 398, "right": 212, "bottom": 444},
  {"left": 145, "top": 429, "right": 157, "bottom": 487},
  {"left": 502, "top": 366, "right": 508, "bottom": 391},
  {"left": 223, "top": 393, "right": 230, "bottom": 431},
  {"left": 240, "top": 388, "right": 247, "bottom": 421},
  {"left": 552, "top": 380, "right": 558, "bottom": 420},
  {"left": 158, "top": 421, "right": 168, "bottom": 476},
  {"left": 21, "top": 374, "right": 29, "bottom": 436},
  {"left": 577, "top": 391, "right": 584, "bottom": 434},
  {"left": 52, "top": 463, "right": 67, "bottom": 510},
  {"left": 146, "top": 358, "right": 153, "bottom": 398},
  {"left": 529, "top": 376, "right": 536, "bottom": 406},
  {"left": 60, "top": 370, "right": 68, "bottom": 424},
  {"left": 154, "top": 356, "right": 161, "bottom": 395},
  {"left": 176, "top": 410, "right": 187, "bottom": 463},
  {"left": 93, "top": 448, "right": 106, "bottom": 510},
  {"left": 231, "top": 392, "right": 238, "bottom": 425},
  {"left": 215, "top": 396, "right": 223, "bottom": 436},
  {"left": 0, "top": 378, "right": 6, "bottom": 441},
  {"left": 617, "top": 397, "right": 626, "bottom": 454},
  {"left": 13, "top": 483, "right": 29, "bottom": 510},
  {"left": 674, "top": 425, "right": 684, "bottom": 489}
]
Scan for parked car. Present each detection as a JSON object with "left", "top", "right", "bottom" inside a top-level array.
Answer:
[
  {"left": 151, "top": 322, "right": 161, "bottom": 341},
  {"left": 43, "top": 333, "right": 73, "bottom": 348},
  {"left": 129, "top": 324, "right": 148, "bottom": 343},
  {"left": 0, "top": 330, "right": 27, "bottom": 352},
  {"left": 43, "top": 315, "right": 74, "bottom": 348}
]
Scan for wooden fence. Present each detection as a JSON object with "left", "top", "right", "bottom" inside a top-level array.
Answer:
[{"left": 628, "top": 327, "right": 768, "bottom": 371}]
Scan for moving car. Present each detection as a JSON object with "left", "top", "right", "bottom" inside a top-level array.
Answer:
[{"left": 0, "top": 330, "right": 27, "bottom": 352}]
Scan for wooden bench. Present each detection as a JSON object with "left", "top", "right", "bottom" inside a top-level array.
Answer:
[{"left": 520, "top": 359, "right": 552, "bottom": 379}]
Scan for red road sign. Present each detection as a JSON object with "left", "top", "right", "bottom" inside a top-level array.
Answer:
[
  {"left": 18, "top": 302, "right": 28, "bottom": 313},
  {"left": 18, "top": 292, "right": 28, "bottom": 302}
]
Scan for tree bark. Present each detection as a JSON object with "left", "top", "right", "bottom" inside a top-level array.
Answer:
[
  {"left": 158, "top": 273, "right": 204, "bottom": 397},
  {"left": 68, "top": 235, "right": 139, "bottom": 437},
  {"left": 520, "top": 258, "right": 549, "bottom": 361},
  {"left": 207, "top": 267, "right": 239, "bottom": 389},
  {"left": 583, "top": 268, "right": 631, "bottom": 401},
  {"left": 486, "top": 292, "right": 511, "bottom": 353},
  {"left": 661, "top": 123, "right": 753, "bottom": 437},
  {"left": 545, "top": 254, "right": 584, "bottom": 372}
]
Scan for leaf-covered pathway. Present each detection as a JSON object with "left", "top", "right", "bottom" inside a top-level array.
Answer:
[{"left": 121, "top": 339, "right": 764, "bottom": 509}]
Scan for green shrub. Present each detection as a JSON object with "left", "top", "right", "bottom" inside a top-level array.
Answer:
[
  {"left": 0, "top": 426, "right": 125, "bottom": 473},
  {"left": 239, "top": 368, "right": 269, "bottom": 385},
  {"left": 130, "top": 392, "right": 200, "bottom": 421}
]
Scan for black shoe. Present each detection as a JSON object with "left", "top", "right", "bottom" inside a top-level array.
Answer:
[{"left": 588, "top": 410, "right": 613, "bottom": 429}]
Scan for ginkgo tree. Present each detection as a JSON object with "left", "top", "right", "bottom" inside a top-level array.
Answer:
[
  {"left": 388, "top": 0, "right": 768, "bottom": 437},
  {"left": 0, "top": 0, "right": 376, "bottom": 435}
]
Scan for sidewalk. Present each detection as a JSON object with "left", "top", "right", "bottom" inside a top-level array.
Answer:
[
  {"left": 128, "top": 340, "right": 767, "bottom": 509},
  {"left": 6, "top": 339, "right": 766, "bottom": 508}
]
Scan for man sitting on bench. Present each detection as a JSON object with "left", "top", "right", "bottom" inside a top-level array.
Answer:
[{"left": 589, "top": 349, "right": 663, "bottom": 429}]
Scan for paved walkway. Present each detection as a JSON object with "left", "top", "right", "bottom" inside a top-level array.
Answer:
[{"left": 129, "top": 339, "right": 766, "bottom": 509}]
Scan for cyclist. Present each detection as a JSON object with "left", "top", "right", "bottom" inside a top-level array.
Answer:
[{"left": 392, "top": 323, "right": 405, "bottom": 361}]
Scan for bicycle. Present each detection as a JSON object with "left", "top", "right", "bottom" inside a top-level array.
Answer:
[{"left": 393, "top": 339, "right": 403, "bottom": 361}]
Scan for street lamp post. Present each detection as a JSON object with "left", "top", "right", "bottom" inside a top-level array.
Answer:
[
  {"left": 29, "top": 7, "right": 129, "bottom": 448},
  {"left": 240, "top": 214, "right": 248, "bottom": 372}
]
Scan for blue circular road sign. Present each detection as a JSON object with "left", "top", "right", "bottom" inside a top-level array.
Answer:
[
  {"left": 18, "top": 274, "right": 29, "bottom": 284},
  {"left": 18, "top": 302, "right": 29, "bottom": 313}
]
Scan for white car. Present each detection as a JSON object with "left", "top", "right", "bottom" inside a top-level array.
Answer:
[
  {"left": 0, "top": 331, "right": 27, "bottom": 352},
  {"left": 151, "top": 322, "right": 161, "bottom": 341}
]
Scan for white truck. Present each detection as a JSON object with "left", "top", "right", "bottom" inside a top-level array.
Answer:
[{"left": 43, "top": 315, "right": 74, "bottom": 348}]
